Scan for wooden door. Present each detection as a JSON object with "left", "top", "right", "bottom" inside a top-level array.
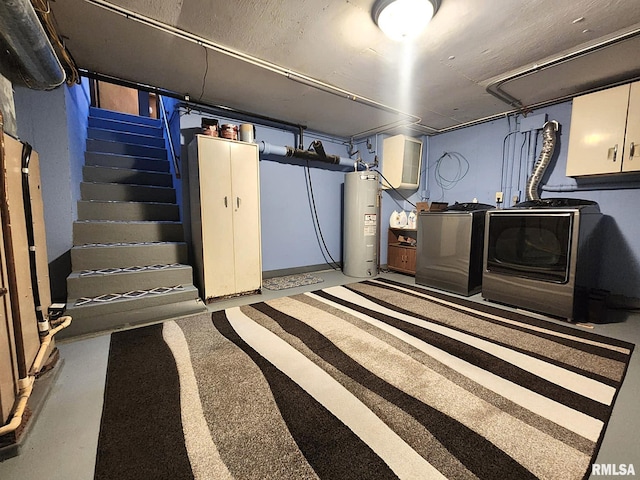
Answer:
[
  {"left": 96, "top": 81, "right": 139, "bottom": 116},
  {"left": 93, "top": 80, "right": 159, "bottom": 118},
  {"left": 229, "top": 142, "right": 261, "bottom": 293}
]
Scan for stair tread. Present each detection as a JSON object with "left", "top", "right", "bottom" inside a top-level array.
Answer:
[
  {"left": 87, "top": 138, "right": 166, "bottom": 150},
  {"left": 88, "top": 126, "right": 163, "bottom": 139},
  {"left": 89, "top": 115, "right": 162, "bottom": 128},
  {"left": 68, "top": 284, "right": 198, "bottom": 306},
  {"left": 78, "top": 199, "right": 177, "bottom": 206},
  {"left": 68, "top": 263, "right": 191, "bottom": 278},
  {"left": 59, "top": 297, "right": 207, "bottom": 339},
  {"left": 74, "top": 219, "right": 182, "bottom": 224},
  {"left": 83, "top": 164, "right": 172, "bottom": 174},
  {"left": 89, "top": 108, "right": 162, "bottom": 125},
  {"left": 73, "top": 240, "right": 186, "bottom": 248},
  {"left": 86, "top": 151, "right": 171, "bottom": 163},
  {"left": 89, "top": 115, "right": 162, "bottom": 124},
  {"left": 81, "top": 180, "right": 175, "bottom": 190}
]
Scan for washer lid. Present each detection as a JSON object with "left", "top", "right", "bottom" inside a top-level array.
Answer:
[{"left": 445, "top": 202, "right": 494, "bottom": 212}]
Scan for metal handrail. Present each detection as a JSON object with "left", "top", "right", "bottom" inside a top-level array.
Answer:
[{"left": 159, "top": 95, "right": 181, "bottom": 179}]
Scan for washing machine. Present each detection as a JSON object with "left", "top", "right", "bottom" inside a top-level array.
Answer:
[{"left": 416, "top": 202, "right": 494, "bottom": 296}]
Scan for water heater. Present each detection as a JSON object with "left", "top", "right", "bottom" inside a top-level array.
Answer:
[{"left": 343, "top": 171, "right": 379, "bottom": 278}]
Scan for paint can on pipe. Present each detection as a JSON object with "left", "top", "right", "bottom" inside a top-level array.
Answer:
[{"left": 239, "top": 123, "right": 255, "bottom": 143}]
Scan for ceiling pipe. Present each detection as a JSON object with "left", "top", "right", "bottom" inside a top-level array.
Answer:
[
  {"left": 0, "top": 0, "right": 65, "bottom": 89},
  {"left": 259, "top": 141, "right": 364, "bottom": 170},
  {"left": 486, "top": 27, "right": 640, "bottom": 113}
]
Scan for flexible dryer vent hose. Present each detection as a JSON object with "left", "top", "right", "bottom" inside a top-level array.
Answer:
[{"left": 525, "top": 120, "right": 559, "bottom": 201}]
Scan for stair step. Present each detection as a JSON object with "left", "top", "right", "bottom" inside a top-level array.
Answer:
[
  {"left": 67, "top": 263, "right": 194, "bottom": 299},
  {"left": 78, "top": 200, "right": 180, "bottom": 222},
  {"left": 86, "top": 138, "right": 167, "bottom": 160},
  {"left": 89, "top": 116, "right": 162, "bottom": 137},
  {"left": 83, "top": 165, "right": 173, "bottom": 187},
  {"left": 73, "top": 220, "right": 185, "bottom": 244},
  {"left": 71, "top": 241, "right": 188, "bottom": 270},
  {"left": 84, "top": 151, "right": 170, "bottom": 172},
  {"left": 88, "top": 127, "right": 165, "bottom": 148},
  {"left": 81, "top": 182, "right": 176, "bottom": 203},
  {"left": 89, "top": 107, "right": 162, "bottom": 127},
  {"left": 60, "top": 286, "right": 207, "bottom": 339}
]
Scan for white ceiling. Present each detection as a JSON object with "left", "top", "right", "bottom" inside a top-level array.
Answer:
[{"left": 50, "top": 0, "right": 640, "bottom": 139}]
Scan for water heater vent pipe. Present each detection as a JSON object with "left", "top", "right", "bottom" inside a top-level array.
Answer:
[{"left": 259, "top": 141, "right": 363, "bottom": 170}]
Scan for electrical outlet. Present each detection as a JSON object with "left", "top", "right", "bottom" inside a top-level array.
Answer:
[{"left": 495, "top": 191, "right": 504, "bottom": 203}]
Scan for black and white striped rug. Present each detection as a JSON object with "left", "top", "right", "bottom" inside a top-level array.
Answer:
[{"left": 95, "top": 279, "right": 634, "bottom": 480}]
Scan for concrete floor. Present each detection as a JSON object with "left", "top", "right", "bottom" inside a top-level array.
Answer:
[{"left": 0, "top": 270, "right": 638, "bottom": 479}]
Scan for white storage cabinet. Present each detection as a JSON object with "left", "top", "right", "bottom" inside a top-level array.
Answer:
[
  {"left": 567, "top": 81, "right": 640, "bottom": 176},
  {"left": 188, "top": 135, "right": 262, "bottom": 301}
]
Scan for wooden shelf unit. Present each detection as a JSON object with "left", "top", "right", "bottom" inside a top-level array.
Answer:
[{"left": 387, "top": 227, "right": 418, "bottom": 275}]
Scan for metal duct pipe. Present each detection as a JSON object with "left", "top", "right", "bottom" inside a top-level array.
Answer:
[
  {"left": 259, "top": 141, "right": 363, "bottom": 170},
  {"left": 525, "top": 121, "right": 558, "bottom": 201},
  {"left": 0, "top": 0, "right": 65, "bottom": 89}
]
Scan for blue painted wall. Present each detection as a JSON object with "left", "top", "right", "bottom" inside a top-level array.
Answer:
[{"left": 13, "top": 79, "right": 90, "bottom": 300}]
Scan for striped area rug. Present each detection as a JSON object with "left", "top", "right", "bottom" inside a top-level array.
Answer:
[{"left": 94, "top": 278, "right": 634, "bottom": 480}]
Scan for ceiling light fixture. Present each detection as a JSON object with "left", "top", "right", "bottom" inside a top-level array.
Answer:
[{"left": 373, "top": 0, "right": 439, "bottom": 42}]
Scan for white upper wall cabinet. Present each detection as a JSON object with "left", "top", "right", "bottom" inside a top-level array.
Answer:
[{"left": 567, "top": 82, "right": 640, "bottom": 176}]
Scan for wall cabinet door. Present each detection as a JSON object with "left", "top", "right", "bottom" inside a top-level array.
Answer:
[
  {"left": 622, "top": 82, "right": 640, "bottom": 172},
  {"left": 567, "top": 81, "right": 640, "bottom": 176}
]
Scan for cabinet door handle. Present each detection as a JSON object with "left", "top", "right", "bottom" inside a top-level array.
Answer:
[
  {"left": 608, "top": 144, "right": 618, "bottom": 162},
  {"left": 237, "top": 197, "right": 241, "bottom": 208},
  {"left": 224, "top": 196, "right": 228, "bottom": 207},
  {"left": 630, "top": 142, "right": 636, "bottom": 158}
]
